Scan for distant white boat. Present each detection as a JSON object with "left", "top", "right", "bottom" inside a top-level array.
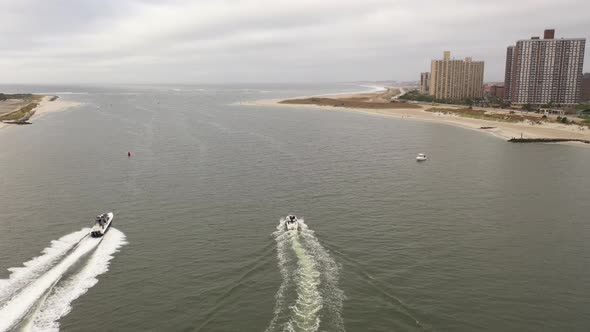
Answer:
[{"left": 416, "top": 153, "right": 427, "bottom": 161}]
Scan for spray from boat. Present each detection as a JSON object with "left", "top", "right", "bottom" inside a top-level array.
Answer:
[
  {"left": 0, "top": 228, "right": 126, "bottom": 332},
  {"left": 0, "top": 229, "right": 89, "bottom": 305},
  {"left": 267, "top": 217, "right": 344, "bottom": 332},
  {"left": 28, "top": 228, "right": 127, "bottom": 331}
]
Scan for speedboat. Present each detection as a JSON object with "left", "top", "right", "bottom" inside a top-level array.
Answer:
[
  {"left": 90, "top": 212, "right": 114, "bottom": 237},
  {"left": 416, "top": 153, "right": 427, "bottom": 161},
  {"left": 285, "top": 215, "right": 299, "bottom": 231}
]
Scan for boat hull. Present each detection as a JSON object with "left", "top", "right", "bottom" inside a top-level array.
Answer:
[
  {"left": 90, "top": 221, "right": 112, "bottom": 237},
  {"left": 285, "top": 215, "right": 299, "bottom": 231},
  {"left": 90, "top": 213, "right": 114, "bottom": 237},
  {"left": 286, "top": 221, "right": 299, "bottom": 231}
]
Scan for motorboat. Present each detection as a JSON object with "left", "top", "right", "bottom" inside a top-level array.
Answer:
[
  {"left": 285, "top": 215, "right": 299, "bottom": 231},
  {"left": 90, "top": 212, "right": 114, "bottom": 237},
  {"left": 416, "top": 153, "right": 427, "bottom": 161}
]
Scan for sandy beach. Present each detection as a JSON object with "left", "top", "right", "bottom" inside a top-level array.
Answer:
[
  {"left": 0, "top": 96, "right": 81, "bottom": 130},
  {"left": 241, "top": 91, "right": 590, "bottom": 146},
  {"left": 31, "top": 96, "right": 81, "bottom": 119}
]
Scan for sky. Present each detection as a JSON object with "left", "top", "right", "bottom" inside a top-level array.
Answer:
[{"left": 0, "top": 0, "right": 589, "bottom": 84}]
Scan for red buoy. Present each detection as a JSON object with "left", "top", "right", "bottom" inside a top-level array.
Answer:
[{"left": 128, "top": 151, "right": 131, "bottom": 157}]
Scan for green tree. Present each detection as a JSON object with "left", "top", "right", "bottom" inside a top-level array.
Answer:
[{"left": 524, "top": 103, "right": 532, "bottom": 112}]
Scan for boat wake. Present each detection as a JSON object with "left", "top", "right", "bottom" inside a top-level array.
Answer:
[
  {"left": 267, "top": 218, "right": 344, "bottom": 332},
  {"left": 0, "top": 229, "right": 89, "bottom": 305},
  {"left": 0, "top": 228, "right": 127, "bottom": 332}
]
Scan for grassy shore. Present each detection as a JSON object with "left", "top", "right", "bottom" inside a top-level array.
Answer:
[
  {"left": 0, "top": 95, "right": 81, "bottom": 128},
  {"left": 0, "top": 95, "right": 44, "bottom": 123},
  {"left": 279, "top": 88, "right": 420, "bottom": 110},
  {"left": 280, "top": 97, "right": 420, "bottom": 109}
]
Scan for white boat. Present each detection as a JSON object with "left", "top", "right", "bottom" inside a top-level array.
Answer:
[
  {"left": 416, "top": 153, "right": 427, "bottom": 161},
  {"left": 285, "top": 215, "right": 299, "bottom": 231},
  {"left": 90, "top": 212, "right": 114, "bottom": 237}
]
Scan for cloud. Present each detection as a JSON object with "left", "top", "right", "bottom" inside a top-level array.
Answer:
[{"left": 0, "top": 0, "right": 588, "bottom": 83}]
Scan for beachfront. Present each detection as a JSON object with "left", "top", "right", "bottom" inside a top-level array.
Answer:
[{"left": 243, "top": 88, "right": 590, "bottom": 146}]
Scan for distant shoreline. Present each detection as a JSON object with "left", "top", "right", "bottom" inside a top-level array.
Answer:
[
  {"left": 241, "top": 89, "right": 590, "bottom": 147},
  {"left": 0, "top": 96, "right": 81, "bottom": 130}
]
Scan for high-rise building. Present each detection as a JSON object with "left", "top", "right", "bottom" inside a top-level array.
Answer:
[
  {"left": 582, "top": 73, "right": 590, "bottom": 102},
  {"left": 420, "top": 72, "right": 430, "bottom": 94},
  {"left": 429, "top": 51, "right": 484, "bottom": 100},
  {"left": 489, "top": 85, "right": 505, "bottom": 99},
  {"left": 504, "top": 46, "right": 515, "bottom": 100},
  {"left": 504, "top": 29, "right": 586, "bottom": 105}
]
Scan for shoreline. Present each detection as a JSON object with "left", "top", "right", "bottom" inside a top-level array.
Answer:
[
  {"left": 31, "top": 96, "right": 82, "bottom": 119},
  {"left": 241, "top": 91, "right": 590, "bottom": 147},
  {"left": 0, "top": 96, "right": 81, "bottom": 130}
]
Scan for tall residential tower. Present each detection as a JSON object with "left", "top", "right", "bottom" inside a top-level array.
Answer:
[
  {"left": 420, "top": 72, "right": 430, "bottom": 94},
  {"left": 582, "top": 73, "right": 590, "bottom": 102},
  {"left": 504, "top": 29, "right": 586, "bottom": 106},
  {"left": 429, "top": 51, "right": 484, "bottom": 100}
]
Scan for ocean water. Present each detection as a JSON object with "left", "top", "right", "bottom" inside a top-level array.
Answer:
[{"left": 0, "top": 83, "right": 589, "bottom": 331}]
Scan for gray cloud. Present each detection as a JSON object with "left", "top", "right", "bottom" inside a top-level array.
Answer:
[{"left": 0, "top": 0, "right": 588, "bottom": 84}]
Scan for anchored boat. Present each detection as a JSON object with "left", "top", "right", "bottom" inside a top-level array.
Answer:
[
  {"left": 416, "top": 153, "right": 427, "bottom": 161},
  {"left": 90, "top": 212, "right": 114, "bottom": 237},
  {"left": 285, "top": 215, "right": 299, "bottom": 231}
]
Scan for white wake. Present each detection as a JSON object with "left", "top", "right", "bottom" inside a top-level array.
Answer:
[
  {"left": 29, "top": 228, "right": 127, "bottom": 331},
  {"left": 0, "top": 228, "right": 126, "bottom": 332},
  {"left": 267, "top": 218, "right": 344, "bottom": 332},
  {"left": 0, "top": 229, "right": 89, "bottom": 304}
]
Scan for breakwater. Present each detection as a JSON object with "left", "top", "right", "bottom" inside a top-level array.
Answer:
[{"left": 508, "top": 138, "right": 590, "bottom": 144}]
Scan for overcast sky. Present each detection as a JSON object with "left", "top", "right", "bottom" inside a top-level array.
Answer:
[{"left": 1, "top": 0, "right": 588, "bottom": 84}]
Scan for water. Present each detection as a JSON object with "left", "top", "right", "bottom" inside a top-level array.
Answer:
[
  {"left": 269, "top": 218, "right": 344, "bottom": 332},
  {"left": 0, "top": 83, "right": 589, "bottom": 331}
]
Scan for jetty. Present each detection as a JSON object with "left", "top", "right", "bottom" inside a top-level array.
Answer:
[{"left": 508, "top": 138, "right": 590, "bottom": 144}]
